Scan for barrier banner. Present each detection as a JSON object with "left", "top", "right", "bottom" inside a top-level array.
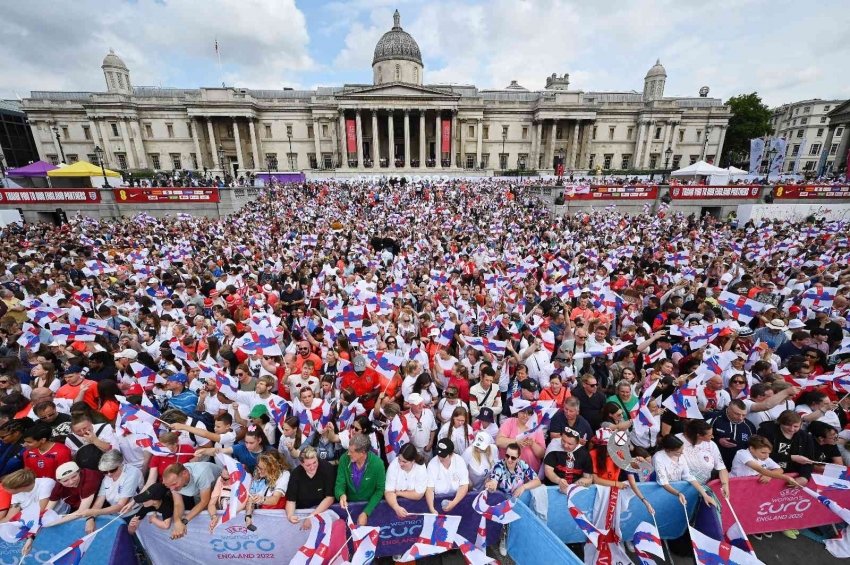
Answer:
[
  {"left": 561, "top": 185, "right": 658, "bottom": 200},
  {"left": 3, "top": 516, "right": 134, "bottom": 565},
  {"left": 0, "top": 189, "right": 101, "bottom": 204},
  {"left": 114, "top": 188, "right": 220, "bottom": 203},
  {"left": 708, "top": 476, "right": 850, "bottom": 535},
  {"left": 346, "top": 119, "right": 357, "bottom": 153},
  {"left": 136, "top": 509, "right": 348, "bottom": 565},
  {"left": 774, "top": 185, "right": 850, "bottom": 198},
  {"left": 670, "top": 185, "right": 761, "bottom": 199},
  {"left": 442, "top": 119, "right": 451, "bottom": 154}
]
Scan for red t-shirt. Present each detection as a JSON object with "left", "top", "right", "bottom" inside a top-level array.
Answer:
[
  {"left": 340, "top": 368, "right": 380, "bottom": 410},
  {"left": 24, "top": 443, "right": 73, "bottom": 479},
  {"left": 56, "top": 379, "right": 99, "bottom": 410},
  {"left": 150, "top": 444, "right": 196, "bottom": 477},
  {"left": 446, "top": 374, "right": 470, "bottom": 403},
  {"left": 49, "top": 468, "right": 104, "bottom": 510}
]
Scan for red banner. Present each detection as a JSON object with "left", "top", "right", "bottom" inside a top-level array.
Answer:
[
  {"left": 709, "top": 476, "right": 850, "bottom": 535},
  {"left": 670, "top": 185, "right": 762, "bottom": 199},
  {"left": 774, "top": 185, "right": 850, "bottom": 198},
  {"left": 561, "top": 185, "right": 658, "bottom": 200},
  {"left": 441, "top": 119, "right": 451, "bottom": 154},
  {"left": 346, "top": 119, "right": 357, "bottom": 153},
  {"left": 0, "top": 189, "right": 101, "bottom": 204},
  {"left": 113, "top": 188, "right": 219, "bottom": 203}
]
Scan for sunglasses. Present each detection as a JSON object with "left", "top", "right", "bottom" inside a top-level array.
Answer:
[
  {"left": 352, "top": 427, "right": 363, "bottom": 432},
  {"left": 0, "top": 380, "right": 9, "bottom": 385},
  {"left": 104, "top": 467, "right": 120, "bottom": 475},
  {"left": 586, "top": 383, "right": 598, "bottom": 388},
  {"left": 731, "top": 380, "right": 745, "bottom": 385},
  {"left": 236, "top": 372, "right": 247, "bottom": 376},
  {"left": 505, "top": 454, "right": 519, "bottom": 461}
]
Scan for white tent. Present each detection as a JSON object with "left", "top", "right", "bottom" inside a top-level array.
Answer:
[
  {"left": 727, "top": 166, "right": 748, "bottom": 175},
  {"left": 671, "top": 160, "right": 730, "bottom": 185}
]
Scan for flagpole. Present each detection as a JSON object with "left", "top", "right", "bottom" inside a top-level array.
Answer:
[
  {"left": 683, "top": 501, "right": 701, "bottom": 565},
  {"left": 724, "top": 494, "right": 758, "bottom": 559}
]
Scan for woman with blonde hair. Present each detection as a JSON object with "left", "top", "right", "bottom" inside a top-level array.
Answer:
[
  {"left": 243, "top": 451, "right": 291, "bottom": 530},
  {"left": 462, "top": 431, "right": 499, "bottom": 490}
]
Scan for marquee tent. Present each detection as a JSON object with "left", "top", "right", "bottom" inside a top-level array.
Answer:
[
  {"left": 46, "top": 161, "right": 120, "bottom": 177},
  {"left": 671, "top": 160, "right": 730, "bottom": 185},
  {"left": 46, "top": 161, "right": 121, "bottom": 188},
  {"left": 5, "top": 161, "right": 59, "bottom": 187}
]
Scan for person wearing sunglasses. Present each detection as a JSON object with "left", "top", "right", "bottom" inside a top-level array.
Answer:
[
  {"left": 74, "top": 449, "right": 142, "bottom": 533},
  {"left": 573, "top": 374, "right": 607, "bottom": 430}
]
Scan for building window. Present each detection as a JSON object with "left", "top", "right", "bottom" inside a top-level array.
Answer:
[
  {"left": 831, "top": 143, "right": 839, "bottom": 155},
  {"left": 61, "top": 126, "right": 69, "bottom": 139},
  {"left": 482, "top": 154, "right": 489, "bottom": 167},
  {"left": 592, "top": 126, "right": 597, "bottom": 140},
  {"left": 803, "top": 106, "right": 811, "bottom": 113},
  {"left": 800, "top": 117, "right": 808, "bottom": 125},
  {"left": 499, "top": 154, "right": 508, "bottom": 170},
  {"left": 837, "top": 128, "right": 845, "bottom": 137},
  {"left": 824, "top": 105, "right": 831, "bottom": 112},
  {"left": 792, "top": 144, "right": 800, "bottom": 156},
  {"left": 672, "top": 155, "right": 682, "bottom": 169},
  {"left": 689, "top": 154, "right": 699, "bottom": 165},
  {"left": 502, "top": 125, "right": 509, "bottom": 138},
  {"left": 517, "top": 153, "right": 528, "bottom": 168},
  {"left": 322, "top": 124, "right": 329, "bottom": 137},
  {"left": 522, "top": 127, "right": 528, "bottom": 140},
  {"left": 150, "top": 154, "right": 161, "bottom": 169},
  {"left": 826, "top": 160, "right": 834, "bottom": 170},
  {"left": 809, "top": 143, "right": 821, "bottom": 156},
  {"left": 792, "top": 119, "right": 797, "bottom": 126},
  {"left": 144, "top": 124, "right": 153, "bottom": 138},
  {"left": 110, "top": 123, "right": 119, "bottom": 137},
  {"left": 556, "top": 126, "right": 563, "bottom": 140},
  {"left": 67, "top": 154, "right": 78, "bottom": 164},
  {"left": 627, "top": 127, "right": 634, "bottom": 140},
  {"left": 794, "top": 108, "right": 798, "bottom": 115},
  {"left": 226, "top": 125, "right": 234, "bottom": 138},
  {"left": 803, "top": 161, "right": 816, "bottom": 171},
  {"left": 483, "top": 126, "right": 489, "bottom": 139},
  {"left": 287, "top": 152, "right": 297, "bottom": 169},
  {"left": 817, "top": 128, "right": 824, "bottom": 137},
  {"left": 588, "top": 154, "right": 595, "bottom": 169},
  {"left": 264, "top": 124, "right": 272, "bottom": 138},
  {"left": 413, "top": 67, "right": 418, "bottom": 83},
  {"left": 308, "top": 152, "right": 317, "bottom": 168},
  {"left": 821, "top": 117, "right": 827, "bottom": 123},
  {"left": 706, "top": 154, "right": 715, "bottom": 164},
  {"left": 265, "top": 153, "right": 278, "bottom": 169},
  {"left": 468, "top": 125, "right": 475, "bottom": 138},
  {"left": 621, "top": 154, "right": 631, "bottom": 169},
  {"left": 286, "top": 125, "right": 293, "bottom": 137},
  {"left": 649, "top": 154, "right": 659, "bottom": 169},
  {"left": 168, "top": 153, "right": 180, "bottom": 169},
  {"left": 307, "top": 125, "right": 314, "bottom": 139},
  {"left": 608, "top": 127, "right": 615, "bottom": 140},
  {"left": 678, "top": 129, "right": 684, "bottom": 142},
  {"left": 47, "top": 155, "right": 59, "bottom": 165},
  {"left": 602, "top": 154, "right": 613, "bottom": 169},
  {"left": 83, "top": 126, "right": 91, "bottom": 140},
  {"left": 190, "top": 153, "right": 198, "bottom": 169},
  {"left": 695, "top": 130, "right": 702, "bottom": 142},
  {"left": 654, "top": 127, "right": 662, "bottom": 140},
  {"left": 167, "top": 124, "right": 174, "bottom": 138},
  {"left": 116, "top": 154, "right": 127, "bottom": 169},
  {"left": 87, "top": 154, "right": 97, "bottom": 163},
  {"left": 797, "top": 130, "right": 804, "bottom": 138}
]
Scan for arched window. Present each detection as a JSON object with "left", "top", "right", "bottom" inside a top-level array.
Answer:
[
  {"left": 117, "top": 74, "right": 125, "bottom": 89},
  {"left": 395, "top": 64, "right": 401, "bottom": 82},
  {"left": 109, "top": 73, "right": 117, "bottom": 89}
]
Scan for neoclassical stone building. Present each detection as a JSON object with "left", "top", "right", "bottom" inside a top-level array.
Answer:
[{"left": 23, "top": 10, "right": 730, "bottom": 177}]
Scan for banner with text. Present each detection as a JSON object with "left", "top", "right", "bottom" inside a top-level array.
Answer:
[
  {"left": 708, "top": 476, "right": 850, "bottom": 535},
  {"left": 346, "top": 119, "right": 357, "bottom": 153},
  {"left": 774, "top": 185, "right": 850, "bottom": 199},
  {"left": 0, "top": 189, "right": 102, "bottom": 204},
  {"left": 114, "top": 188, "right": 220, "bottom": 203},
  {"left": 670, "top": 185, "right": 762, "bottom": 199},
  {"left": 560, "top": 185, "right": 658, "bottom": 200},
  {"left": 441, "top": 119, "right": 451, "bottom": 154}
]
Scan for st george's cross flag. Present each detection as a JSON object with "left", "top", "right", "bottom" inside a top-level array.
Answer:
[
  {"left": 399, "top": 514, "right": 462, "bottom": 562},
  {"left": 472, "top": 490, "right": 521, "bottom": 524},
  {"left": 633, "top": 521, "right": 664, "bottom": 560},
  {"left": 291, "top": 510, "right": 342, "bottom": 565},
  {"left": 215, "top": 453, "right": 252, "bottom": 527},
  {"left": 688, "top": 526, "right": 764, "bottom": 565}
]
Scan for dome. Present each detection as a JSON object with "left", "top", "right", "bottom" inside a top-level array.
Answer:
[
  {"left": 102, "top": 49, "right": 128, "bottom": 69},
  {"left": 505, "top": 80, "right": 528, "bottom": 91},
  {"left": 372, "top": 10, "right": 422, "bottom": 66},
  {"left": 645, "top": 58, "right": 666, "bottom": 78}
]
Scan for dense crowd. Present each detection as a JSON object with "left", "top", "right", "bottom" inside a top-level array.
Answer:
[{"left": 0, "top": 177, "right": 849, "bottom": 559}]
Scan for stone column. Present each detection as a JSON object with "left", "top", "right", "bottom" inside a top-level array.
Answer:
[
  {"left": 548, "top": 121, "right": 557, "bottom": 169},
  {"left": 533, "top": 120, "right": 543, "bottom": 169},
  {"left": 568, "top": 120, "right": 580, "bottom": 170},
  {"left": 579, "top": 120, "right": 593, "bottom": 171},
  {"left": 714, "top": 125, "right": 727, "bottom": 165},
  {"left": 207, "top": 119, "right": 219, "bottom": 172},
  {"left": 633, "top": 119, "right": 646, "bottom": 170},
  {"left": 834, "top": 127, "right": 850, "bottom": 173},
  {"left": 338, "top": 109, "right": 347, "bottom": 168},
  {"left": 131, "top": 120, "right": 147, "bottom": 169},
  {"left": 330, "top": 117, "right": 339, "bottom": 168},
  {"left": 371, "top": 111, "right": 379, "bottom": 167},
  {"left": 818, "top": 125, "right": 837, "bottom": 175},
  {"left": 668, "top": 120, "right": 681, "bottom": 155},
  {"left": 313, "top": 118, "right": 321, "bottom": 169},
  {"left": 118, "top": 119, "right": 136, "bottom": 169},
  {"left": 233, "top": 118, "right": 245, "bottom": 175},
  {"left": 476, "top": 118, "right": 483, "bottom": 168},
  {"left": 192, "top": 120, "right": 205, "bottom": 170},
  {"left": 87, "top": 119, "right": 102, "bottom": 158},
  {"left": 249, "top": 119, "right": 260, "bottom": 171},
  {"left": 419, "top": 110, "right": 426, "bottom": 166},
  {"left": 403, "top": 109, "right": 411, "bottom": 168},
  {"left": 98, "top": 121, "right": 116, "bottom": 168},
  {"left": 435, "top": 111, "right": 442, "bottom": 168},
  {"left": 451, "top": 111, "right": 458, "bottom": 167},
  {"left": 387, "top": 109, "right": 395, "bottom": 169},
  {"left": 459, "top": 118, "right": 466, "bottom": 169},
  {"left": 643, "top": 120, "right": 657, "bottom": 169},
  {"left": 355, "top": 110, "right": 364, "bottom": 169}
]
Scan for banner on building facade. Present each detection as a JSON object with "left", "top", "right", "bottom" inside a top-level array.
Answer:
[
  {"left": 0, "top": 189, "right": 102, "bottom": 204},
  {"left": 774, "top": 185, "right": 850, "bottom": 198},
  {"left": 346, "top": 119, "right": 357, "bottom": 153},
  {"left": 670, "top": 185, "right": 762, "bottom": 199},
  {"left": 708, "top": 476, "right": 850, "bottom": 535},
  {"left": 113, "top": 188, "right": 220, "bottom": 203},
  {"left": 441, "top": 119, "right": 451, "bottom": 154},
  {"left": 749, "top": 138, "right": 765, "bottom": 175}
]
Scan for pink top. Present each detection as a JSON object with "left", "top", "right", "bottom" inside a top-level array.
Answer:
[{"left": 498, "top": 417, "right": 545, "bottom": 471}]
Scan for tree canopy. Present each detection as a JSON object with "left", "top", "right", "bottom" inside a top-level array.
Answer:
[{"left": 722, "top": 93, "right": 772, "bottom": 167}]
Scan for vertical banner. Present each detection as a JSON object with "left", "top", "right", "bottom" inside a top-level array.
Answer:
[
  {"left": 817, "top": 145, "right": 830, "bottom": 176},
  {"left": 769, "top": 137, "right": 787, "bottom": 175},
  {"left": 749, "top": 138, "right": 765, "bottom": 175},
  {"left": 346, "top": 119, "right": 357, "bottom": 153},
  {"left": 441, "top": 119, "right": 451, "bottom": 155},
  {"left": 793, "top": 137, "right": 807, "bottom": 175}
]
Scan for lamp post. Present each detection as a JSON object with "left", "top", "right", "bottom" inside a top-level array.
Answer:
[
  {"left": 501, "top": 130, "right": 507, "bottom": 173},
  {"left": 266, "top": 155, "right": 277, "bottom": 187},
  {"left": 93, "top": 145, "right": 109, "bottom": 188},
  {"left": 52, "top": 126, "right": 66, "bottom": 164},
  {"left": 217, "top": 145, "right": 226, "bottom": 180},
  {"left": 663, "top": 146, "right": 673, "bottom": 182},
  {"left": 764, "top": 145, "right": 777, "bottom": 184},
  {"left": 287, "top": 131, "right": 294, "bottom": 171},
  {"left": 557, "top": 148, "right": 565, "bottom": 185}
]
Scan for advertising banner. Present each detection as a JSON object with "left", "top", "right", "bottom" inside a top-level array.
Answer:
[
  {"left": 561, "top": 185, "right": 658, "bottom": 200},
  {"left": 749, "top": 138, "right": 765, "bottom": 175},
  {"left": 5, "top": 516, "right": 134, "bottom": 565},
  {"left": 670, "top": 185, "right": 762, "bottom": 199},
  {"left": 769, "top": 138, "right": 787, "bottom": 175},
  {"left": 113, "top": 188, "right": 220, "bottom": 203},
  {"left": 346, "top": 119, "right": 357, "bottom": 153},
  {"left": 774, "top": 185, "right": 850, "bottom": 199},
  {"left": 0, "top": 189, "right": 101, "bottom": 204},
  {"left": 708, "top": 476, "right": 850, "bottom": 535},
  {"left": 441, "top": 119, "right": 451, "bottom": 154}
]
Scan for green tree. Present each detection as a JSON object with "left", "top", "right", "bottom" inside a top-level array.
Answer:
[{"left": 721, "top": 93, "right": 772, "bottom": 168}]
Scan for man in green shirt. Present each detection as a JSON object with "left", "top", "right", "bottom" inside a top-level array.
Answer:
[{"left": 335, "top": 433, "right": 385, "bottom": 525}]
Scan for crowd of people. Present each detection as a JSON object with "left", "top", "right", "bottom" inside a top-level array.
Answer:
[{"left": 0, "top": 177, "right": 849, "bottom": 560}]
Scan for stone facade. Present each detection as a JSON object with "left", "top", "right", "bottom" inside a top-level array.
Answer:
[
  {"left": 22, "top": 10, "right": 730, "bottom": 177},
  {"left": 770, "top": 98, "right": 847, "bottom": 174}
]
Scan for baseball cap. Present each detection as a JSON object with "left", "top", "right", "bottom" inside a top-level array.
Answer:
[
  {"left": 477, "top": 407, "right": 495, "bottom": 423},
  {"left": 520, "top": 379, "right": 540, "bottom": 393},
  {"left": 472, "top": 431, "right": 492, "bottom": 450},
  {"left": 737, "top": 326, "right": 754, "bottom": 337},
  {"left": 353, "top": 355, "right": 367, "bottom": 372},
  {"left": 263, "top": 284, "right": 273, "bottom": 292},
  {"left": 407, "top": 393, "right": 425, "bottom": 406},
  {"left": 429, "top": 327, "right": 439, "bottom": 337},
  {"left": 56, "top": 462, "right": 80, "bottom": 480},
  {"left": 593, "top": 428, "right": 612, "bottom": 445},
  {"left": 114, "top": 349, "right": 138, "bottom": 360},
  {"left": 148, "top": 277, "right": 159, "bottom": 284},
  {"left": 435, "top": 438, "right": 454, "bottom": 458},
  {"left": 125, "top": 383, "right": 144, "bottom": 396},
  {"left": 134, "top": 483, "right": 168, "bottom": 504},
  {"left": 249, "top": 404, "right": 269, "bottom": 419},
  {"left": 789, "top": 305, "right": 802, "bottom": 314},
  {"left": 62, "top": 365, "right": 84, "bottom": 376},
  {"left": 788, "top": 319, "right": 806, "bottom": 329},
  {"left": 167, "top": 373, "right": 188, "bottom": 384}
]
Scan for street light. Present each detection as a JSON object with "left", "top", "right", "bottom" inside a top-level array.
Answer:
[
  {"left": 556, "top": 148, "right": 565, "bottom": 185},
  {"left": 217, "top": 145, "right": 226, "bottom": 180},
  {"left": 287, "top": 131, "right": 294, "bottom": 171},
  {"left": 93, "top": 145, "right": 109, "bottom": 188},
  {"left": 664, "top": 146, "right": 673, "bottom": 182},
  {"left": 52, "top": 126, "right": 66, "bottom": 164},
  {"left": 266, "top": 155, "right": 277, "bottom": 187}
]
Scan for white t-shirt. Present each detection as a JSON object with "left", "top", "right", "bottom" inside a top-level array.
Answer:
[
  {"left": 730, "top": 449, "right": 781, "bottom": 478},
  {"left": 405, "top": 409, "right": 438, "bottom": 450},
  {"left": 797, "top": 404, "right": 841, "bottom": 430},
  {"left": 461, "top": 445, "right": 499, "bottom": 490},
  {"left": 11, "top": 478, "right": 55, "bottom": 509},
  {"left": 426, "top": 454, "right": 469, "bottom": 496},
  {"left": 436, "top": 399, "right": 463, "bottom": 424},
  {"left": 438, "top": 423, "right": 475, "bottom": 454},
  {"left": 696, "top": 386, "right": 731, "bottom": 413},
  {"left": 117, "top": 433, "right": 147, "bottom": 471},
  {"left": 65, "top": 423, "right": 120, "bottom": 455},
  {"left": 678, "top": 434, "right": 725, "bottom": 485},
  {"left": 652, "top": 449, "right": 696, "bottom": 486},
  {"left": 385, "top": 459, "right": 428, "bottom": 494},
  {"left": 98, "top": 464, "right": 143, "bottom": 505}
]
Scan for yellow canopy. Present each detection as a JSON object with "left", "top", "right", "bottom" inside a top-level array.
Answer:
[{"left": 47, "top": 161, "right": 121, "bottom": 178}]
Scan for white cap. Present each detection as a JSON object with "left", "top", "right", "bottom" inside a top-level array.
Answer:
[
  {"left": 788, "top": 319, "right": 806, "bottom": 330},
  {"left": 56, "top": 461, "right": 80, "bottom": 480},
  {"left": 407, "top": 393, "right": 425, "bottom": 406},
  {"left": 148, "top": 277, "right": 159, "bottom": 284},
  {"left": 114, "top": 349, "right": 138, "bottom": 360},
  {"left": 472, "top": 431, "right": 492, "bottom": 450}
]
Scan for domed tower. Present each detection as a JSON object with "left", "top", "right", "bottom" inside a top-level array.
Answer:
[
  {"left": 102, "top": 49, "right": 132, "bottom": 94},
  {"left": 643, "top": 59, "right": 666, "bottom": 101},
  {"left": 372, "top": 10, "right": 423, "bottom": 85}
]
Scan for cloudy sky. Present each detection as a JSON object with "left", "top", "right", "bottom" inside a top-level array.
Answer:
[{"left": 2, "top": 0, "right": 847, "bottom": 108}]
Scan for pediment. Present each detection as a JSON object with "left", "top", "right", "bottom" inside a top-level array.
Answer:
[{"left": 338, "top": 82, "right": 460, "bottom": 99}]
